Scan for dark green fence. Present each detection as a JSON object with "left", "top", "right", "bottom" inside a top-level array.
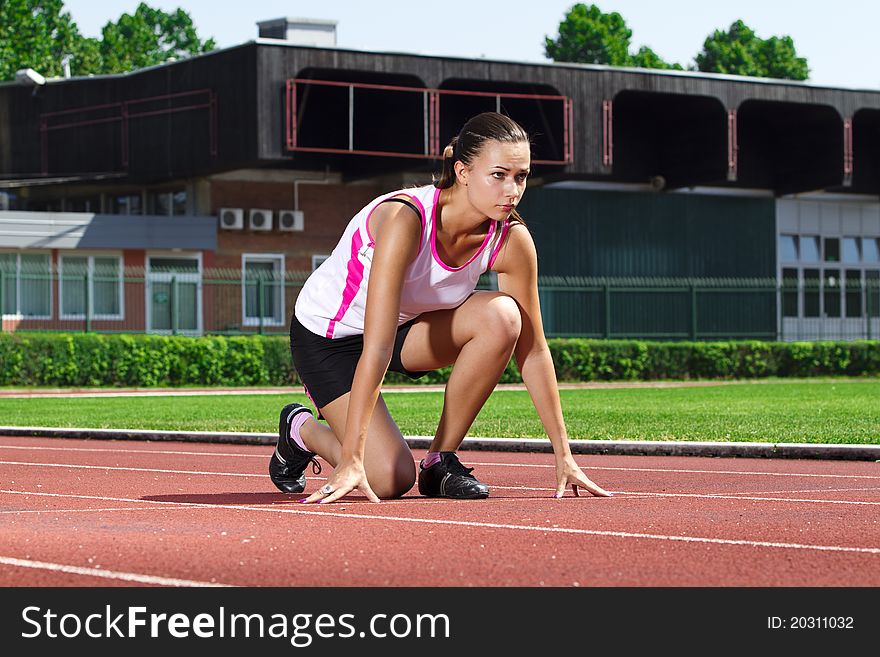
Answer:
[{"left": 1, "top": 267, "right": 878, "bottom": 341}]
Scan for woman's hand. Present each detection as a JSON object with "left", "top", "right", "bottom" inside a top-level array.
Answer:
[
  {"left": 554, "top": 454, "right": 613, "bottom": 498},
  {"left": 301, "top": 457, "right": 381, "bottom": 504}
]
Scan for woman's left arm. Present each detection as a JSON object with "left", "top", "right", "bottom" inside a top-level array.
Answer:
[{"left": 493, "top": 224, "right": 612, "bottom": 498}]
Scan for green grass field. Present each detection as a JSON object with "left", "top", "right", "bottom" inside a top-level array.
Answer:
[{"left": 1, "top": 379, "right": 878, "bottom": 444}]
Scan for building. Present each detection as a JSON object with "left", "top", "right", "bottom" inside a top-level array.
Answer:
[{"left": 1, "top": 18, "right": 878, "bottom": 339}]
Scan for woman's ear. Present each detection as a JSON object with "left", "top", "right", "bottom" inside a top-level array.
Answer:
[{"left": 454, "top": 161, "right": 468, "bottom": 186}]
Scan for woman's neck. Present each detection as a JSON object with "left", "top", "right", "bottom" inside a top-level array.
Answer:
[{"left": 437, "top": 185, "right": 490, "bottom": 237}]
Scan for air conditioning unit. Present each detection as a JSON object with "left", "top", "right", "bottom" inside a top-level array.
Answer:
[
  {"left": 278, "top": 209, "right": 304, "bottom": 232},
  {"left": 218, "top": 208, "right": 243, "bottom": 230},
  {"left": 248, "top": 208, "right": 273, "bottom": 231}
]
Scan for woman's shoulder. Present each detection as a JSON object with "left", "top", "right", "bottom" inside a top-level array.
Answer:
[{"left": 490, "top": 220, "right": 535, "bottom": 274}]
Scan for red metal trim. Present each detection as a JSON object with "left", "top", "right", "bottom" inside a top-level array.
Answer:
[
  {"left": 284, "top": 146, "right": 434, "bottom": 159},
  {"left": 40, "top": 101, "right": 123, "bottom": 119},
  {"left": 843, "top": 118, "right": 853, "bottom": 178},
  {"left": 727, "top": 109, "right": 738, "bottom": 180},
  {"left": 43, "top": 116, "right": 123, "bottom": 131},
  {"left": 602, "top": 99, "right": 613, "bottom": 167},
  {"left": 126, "top": 103, "right": 212, "bottom": 120},
  {"left": 287, "top": 78, "right": 572, "bottom": 164},
  {"left": 40, "top": 89, "right": 217, "bottom": 174},
  {"left": 285, "top": 80, "right": 293, "bottom": 149},
  {"left": 569, "top": 98, "right": 575, "bottom": 164},
  {"left": 291, "top": 78, "right": 568, "bottom": 101},
  {"left": 125, "top": 89, "right": 210, "bottom": 108}
]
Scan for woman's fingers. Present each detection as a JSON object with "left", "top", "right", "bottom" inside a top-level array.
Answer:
[
  {"left": 576, "top": 475, "right": 613, "bottom": 497},
  {"left": 554, "top": 472, "right": 614, "bottom": 499}
]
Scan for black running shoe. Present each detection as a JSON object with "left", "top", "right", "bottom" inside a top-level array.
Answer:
[
  {"left": 269, "top": 403, "right": 322, "bottom": 494},
  {"left": 417, "top": 452, "right": 489, "bottom": 499}
]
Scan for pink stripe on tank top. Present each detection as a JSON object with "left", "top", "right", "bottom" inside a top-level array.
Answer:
[{"left": 325, "top": 230, "right": 365, "bottom": 338}]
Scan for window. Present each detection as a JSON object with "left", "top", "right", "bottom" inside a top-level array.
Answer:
[
  {"left": 172, "top": 190, "right": 187, "bottom": 216},
  {"left": 60, "top": 255, "right": 123, "bottom": 319},
  {"left": 864, "top": 238, "right": 879, "bottom": 264},
  {"left": 149, "top": 189, "right": 187, "bottom": 216},
  {"left": 779, "top": 235, "right": 798, "bottom": 262},
  {"left": 867, "top": 270, "right": 880, "bottom": 318},
  {"left": 110, "top": 194, "right": 142, "bottom": 215},
  {"left": 0, "top": 252, "right": 51, "bottom": 318},
  {"left": 311, "top": 254, "right": 330, "bottom": 272},
  {"left": 781, "top": 268, "right": 798, "bottom": 318},
  {"left": 823, "top": 269, "right": 841, "bottom": 317},
  {"left": 67, "top": 196, "right": 101, "bottom": 213},
  {"left": 842, "top": 237, "right": 860, "bottom": 264},
  {"left": 800, "top": 236, "right": 820, "bottom": 262},
  {"left": 147, "top": 255, "right": 202, "bottom": 334},
  {"left": 803, "top": 268, "right": 820, "bottom": 317},
  {"left": 243, "top": 255, "right": 285, "bottom": 326},
  {"left": 844, "top": 270, "right": 862, "bottom": 318},
  {"left": 823, "top": 237, "right": 840, "bottom": 263}
]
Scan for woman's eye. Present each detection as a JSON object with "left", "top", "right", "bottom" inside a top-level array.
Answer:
[{"left": 492, "top": 172, "right": 505, "bottom": 179}]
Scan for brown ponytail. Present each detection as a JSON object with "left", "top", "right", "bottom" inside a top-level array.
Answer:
[{"left": 434, "top": 136, "right": 460, "bottom": 189}]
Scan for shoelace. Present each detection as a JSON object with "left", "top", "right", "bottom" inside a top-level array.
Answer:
[
  {"left": 308, "top": 457, "right": 322, "bottom": 475},
  {"left": 443, "top": 454, "right": 476, "bottom": 478}
]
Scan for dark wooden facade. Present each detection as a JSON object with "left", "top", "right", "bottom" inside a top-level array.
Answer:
[{"left": 2, "top": 40, "right": 879, "bottom": 194}]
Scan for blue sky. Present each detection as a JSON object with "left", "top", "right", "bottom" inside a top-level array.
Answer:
[{"left": 62, "top": 1, "right": 880, "bottom": 90}]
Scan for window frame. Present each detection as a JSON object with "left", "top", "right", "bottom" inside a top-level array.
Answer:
[
  {"left": 241, "top": 253, "right": 286, "bottom": 327},
  {"left": 59, "top": 253, "right": 125, "bottom": 321},
  {"left": 0, "top": 251, "right": 53, "bottom": 320}
]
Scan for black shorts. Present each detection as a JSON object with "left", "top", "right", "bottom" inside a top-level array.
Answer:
[{"left": 289, "top": 313, "right": 431, "bottom": 411}]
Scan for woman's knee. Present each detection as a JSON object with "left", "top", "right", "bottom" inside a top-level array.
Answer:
[
  {"left": 368, "top": 452, "right": 416, "bottom": 499},
  {"left": 480, "top": 293, "right": 522, "bottom": 349}
]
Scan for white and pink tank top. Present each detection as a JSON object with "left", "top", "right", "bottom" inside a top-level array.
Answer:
[{"left": 295, "top": 184, "right": 510, "bottom": 338}]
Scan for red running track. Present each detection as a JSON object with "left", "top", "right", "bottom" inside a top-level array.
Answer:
[{"left": 1, "top": 435, "right": 879, "bottom": 587}]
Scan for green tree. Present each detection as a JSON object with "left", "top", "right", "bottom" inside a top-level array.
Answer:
[
  {"left": 0, "top": 1, "right": 216, "bottom": 81},
  {"left": 98, "top": 3, "right": 216, "bottom": 74},
  {"left": 0, "top": 0, "right": 89, "bottom": 80},
  {"left": 631, "top": 46, "right": 683, "bottom": 71},
  {"left": 545, "top": 3, "right": 680, "bottom": 71},
  {"left": 695, "top": 20, "right": 809, "bottom": 80},
  {"left": 544, "top": 3, "right": 633, "bottom": 66}
]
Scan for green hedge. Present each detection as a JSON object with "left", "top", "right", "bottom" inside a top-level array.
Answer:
[{"left": 0, "top": 333, "right": 878, "bottom": 387}]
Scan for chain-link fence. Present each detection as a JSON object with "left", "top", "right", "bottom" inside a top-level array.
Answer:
[{"left": 1, "top": 265, "right": 878, "bottom": 341}]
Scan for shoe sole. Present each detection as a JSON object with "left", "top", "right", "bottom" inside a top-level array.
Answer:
[{"left": 417, "top": 483, "right": 489, "bottom": 500}]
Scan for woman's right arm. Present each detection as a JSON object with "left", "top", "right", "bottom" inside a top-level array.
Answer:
[{"left": 301, "top": 198, "right": 422, "bottom": 504}]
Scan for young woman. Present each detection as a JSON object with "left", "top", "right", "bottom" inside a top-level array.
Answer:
[{"left": 269, "top": 112, "right": 612, "bottom": 504}]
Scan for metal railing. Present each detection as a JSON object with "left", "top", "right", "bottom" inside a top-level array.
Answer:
[{"left": 2, "top": 268, "right": 878, "bottom": 341}]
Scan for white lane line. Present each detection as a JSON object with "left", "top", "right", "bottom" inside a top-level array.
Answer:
[
  {"left": 0, "top": 506, "right": 204, "bottom": 515},
  {"left": 0, "top": 556, "right": 233, "bottom": 587},
  {"left": 599, "top": 490, "right": 880, "bottom": 506},
  {"left": 0, "top": 445, "right": 266, "bottom": 458},
  {"left": 3, "top": 447, "right": 878, "bottom": 481},
  {"left": 0, "top": 460, "right": 260, "bottom": 477},
  {"left": 3, "top": 461, "right": 879, "bottom": 507},
  {"left": 714, "top": 487, "right": 880, "bottom": 496},
  {"left": 2, "top": 489, "right": 879, "bottom": 556},
  {"left": 469, "top": 462, "right": 880, "bottom": 480}
]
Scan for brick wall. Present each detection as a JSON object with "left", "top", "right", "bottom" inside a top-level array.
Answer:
[{"left": 211, "top": 181, "right": 386, "bottom": 271}]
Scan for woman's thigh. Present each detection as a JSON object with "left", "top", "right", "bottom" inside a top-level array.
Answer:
[
  {"left": 318, "top": 391, "right": 416, "bottom": 498},
  {"left": 398, "top": 291, "right": 521, "bottom": 372}
]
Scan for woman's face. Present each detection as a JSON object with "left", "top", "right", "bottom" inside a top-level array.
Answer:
[{"left": 456, "top": 140, "right": 530, "bottom": 221}]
